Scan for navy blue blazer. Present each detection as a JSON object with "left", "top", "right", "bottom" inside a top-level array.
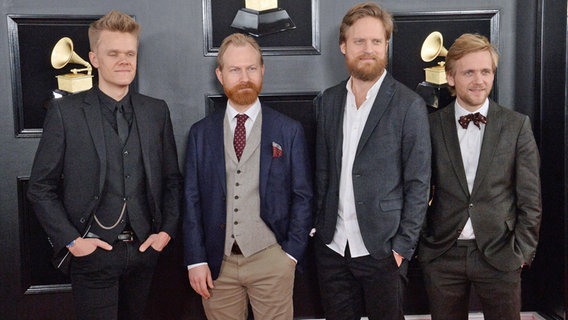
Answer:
[{"left": 183, "top": 105, "right": 313, "bottom": 279}]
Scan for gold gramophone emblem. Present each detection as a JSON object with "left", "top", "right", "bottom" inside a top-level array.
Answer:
[
  {"left": 421, "top": 31, "right": 448, "bottom": 85},
  {"left": 51, "top": 37, "right": 93, "bottom": 93}
]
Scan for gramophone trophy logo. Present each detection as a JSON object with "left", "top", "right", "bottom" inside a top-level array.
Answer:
[
  {"left": 51, "top": 37, "right": 93, "bottom": 93},
  {"left": 231, "top": 0, "right": 296, "bottom": 37},
  {"left": 420, "top": 31, "right": 448, "bottom": 85}
]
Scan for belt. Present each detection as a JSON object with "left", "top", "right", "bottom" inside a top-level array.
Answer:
[
  {"left": 117, "top": 230, "right": 135, "bottom": 242},
  {"left": 231, "top": 242, "right": 243, "bottom": 255},
  {"left": 84, "top": 230, "right": 135, "bottom": 242}
]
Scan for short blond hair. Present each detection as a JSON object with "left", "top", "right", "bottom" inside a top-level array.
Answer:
[
  {"left": 88, "top": 10, "right": 140, "bottom": 51},
  {"left": 216, "top": 33, "right": 263, "bottom": 70},
  {"left": 445, "top": 33, "right": 499, "bottom": 95}
]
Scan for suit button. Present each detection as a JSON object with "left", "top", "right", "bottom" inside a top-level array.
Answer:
[
  {"left": 123, "top": 151, "right": 129, "bottom": 156},
  {"left": 80, "top": 217, "right": 86, "bottom": 223},
  {"left": 94, "top": 195, "right": 99, "bottom": 200},
  {"left": 234, "top": 208, "right": 239, "bottom": 212},
  {"left": 234, "top": 221, "right": 239, "bottom": 225},
  {"left": 469, "top": 203, "right": 474, "bottom": 208},
  {"left": 235, "top": 196, "right": 239, "bottom": 199},
  {"left": 235, "top": 182, "right": 240, "bottom": 186},
  {"left": 237, "top": 170, "right": 241, "bottom": 174}
]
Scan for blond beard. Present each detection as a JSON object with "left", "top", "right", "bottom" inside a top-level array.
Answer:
[{"left": 347, "top": 54, "right": 387, "bottom": 82}]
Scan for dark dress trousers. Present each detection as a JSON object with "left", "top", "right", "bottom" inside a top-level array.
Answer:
[
  {"left": 27, "top": 88, "right": 182, "bottom": 319},
  {"left": 314, "top": 73, "right": 431, "bottom": 320},
  {"left": 419, "top": 100, "right": 542, "bottom": 320}
]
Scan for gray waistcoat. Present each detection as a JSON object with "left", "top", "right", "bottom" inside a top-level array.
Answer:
[{"left": 223, "top": 111, "right": 277, "bottom": 257}]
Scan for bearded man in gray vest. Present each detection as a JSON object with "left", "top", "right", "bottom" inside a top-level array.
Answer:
[
  {"left": 27, "top": 11, "right": 182, "bottom": 320},
  {"left": 183, "top": 33, "right": 313, "bottom": 320}
]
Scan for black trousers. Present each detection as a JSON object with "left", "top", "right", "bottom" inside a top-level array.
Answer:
[
  {"left": 421, "top": 240, "right": 522, "bottom": 320},
  {"left": 69, "top": 240, "right": 160, "bottom": 320},
  {"left": 314, "top": 237, "right": 408, "bottom": 320}
]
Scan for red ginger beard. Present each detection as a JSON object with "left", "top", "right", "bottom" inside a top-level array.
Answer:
[{"left": 224, "top": 81, "right": 263, "bottom": 106}]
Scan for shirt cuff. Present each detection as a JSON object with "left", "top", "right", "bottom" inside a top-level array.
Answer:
[{"left": 187, "top": 262, "right": 207, "bottom": 270}]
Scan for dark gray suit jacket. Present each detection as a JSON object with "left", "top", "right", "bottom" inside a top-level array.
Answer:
[
  {"left": 27, "top": 88, "right": 182, "bottom": 255},
  {"left": 315, "top": 73, "right": 431, "bottom": 260},
  {"left": 419, "top": 100, "right": 541, "bottom": 271}
]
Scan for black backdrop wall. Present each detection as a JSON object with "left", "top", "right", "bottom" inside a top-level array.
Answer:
[{"left": 0, "top": 0, "right": 565, "bottom": 319}]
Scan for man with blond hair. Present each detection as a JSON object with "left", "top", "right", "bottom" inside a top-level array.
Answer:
[
  {"left": 419, "top": 33, "right": 542, "bottom": 320},
  {"left": 28, "top": 10, "right": 182, "bottom": 319}
]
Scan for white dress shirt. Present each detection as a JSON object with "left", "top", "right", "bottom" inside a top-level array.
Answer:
[
  {"left": 455, "top": 99, "right": 489, "bottom": 240},
  {"left": 225, "top": 99, "right": 261, "bottom": 137},
  {"left": 328, "top": 71, "right": 387, "bottom": 258}
]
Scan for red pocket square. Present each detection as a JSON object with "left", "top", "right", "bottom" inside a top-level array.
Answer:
[{"left": 272, "top": 142, "right": 283, "bottom": 158}]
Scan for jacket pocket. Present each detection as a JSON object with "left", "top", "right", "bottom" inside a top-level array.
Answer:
[{"left": 379, "top": 198, "right": 403, "bottom": 212}]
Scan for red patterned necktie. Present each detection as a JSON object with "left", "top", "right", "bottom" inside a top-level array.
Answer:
[
  {"left": 458, "top": 112, "right": 487, "bottom": 129},
  {"left": 234, "top": 114, "right": 248, "bottom": 161}
]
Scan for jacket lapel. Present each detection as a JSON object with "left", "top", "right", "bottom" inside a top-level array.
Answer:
[
  {"left": 470, "top": 101, "right": 502, "bottom": 197},
  {"left": 82, "top": 89, "right": 107, "bottom": 194},
  {"left": 329, "top": 88, "right": 347, "bottom": 176},
  {"left": 356, "top": 73, "right": 394, "bottom": 157},
  {"left": 131, "top": 94, "right": 154, "bottom": 183},
  {"left": 212, "top": 110, "right": 227, "bottom": 196},
  {"left": 259, "top": 106, "right": 273, "bottom": 199},
  {"left": 440, "top": 103, "right": 470, "bottom": 197}
]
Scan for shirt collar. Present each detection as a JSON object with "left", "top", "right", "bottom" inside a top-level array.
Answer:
[
  {"left": 345, "top": 70, "right": 387, "bottom": 100},
  {"left": 226, "top": 98, "right": 261, "bottom": 122},
  {"left": 455, "top": 98, "right": 489, "bottom": 120},
  {"left": 97, "top": 86, "right": 132, "bottom": 112}
]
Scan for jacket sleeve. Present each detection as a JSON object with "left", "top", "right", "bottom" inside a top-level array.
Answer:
[
  {"left": 27, "top": 101, "right": 79, "bottom": 253},
  {"left": 157, "top": 103, "right": 183, "bottom": 238},
  {"left": 392, "top": 96, "right": 432, "bottom": 260},
  {"left": 513, "top": 116, "right": 542, "bottom": 265}
]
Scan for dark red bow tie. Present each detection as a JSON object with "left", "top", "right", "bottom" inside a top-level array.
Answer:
[{"left": 458, "top": 112, "right": 487, "bottom": 129}]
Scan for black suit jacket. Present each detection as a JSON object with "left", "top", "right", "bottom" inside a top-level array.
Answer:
[
  {"left": 315, "top": 73, "right": 431, "bottom": 260},
  {"left": 419, "top": 100, "right": 542, "bottom": 271},
  {"left": 27, "top": 88, "right": 182, "bottom": 254}
]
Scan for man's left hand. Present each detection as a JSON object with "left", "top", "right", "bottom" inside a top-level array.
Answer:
[{"left": 139, "top": 231, "right": 171, "bottom": 252}]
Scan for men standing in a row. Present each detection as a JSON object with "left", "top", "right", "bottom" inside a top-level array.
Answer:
[
  {"left": 314, "top": 2, "right": 431, "bottom": 319},
  {"left": 183, "top": 33, "right": 313, "bottom": 320},
  {"left": 27, "top": 10, "right": 182, "bottom": 320},
  {"left": 419, "top": 33, "right": 542, "bottom": 320}
]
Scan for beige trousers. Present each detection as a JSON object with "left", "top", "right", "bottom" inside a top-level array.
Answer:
[{"left": 202, "top": 244, "right": 296, "bottom": 320}]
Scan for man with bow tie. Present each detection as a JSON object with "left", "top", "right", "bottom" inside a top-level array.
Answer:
[
  {"left": 419, "top": 33, "right": 542, "bottom": 320},
  {"left": 183, "top": 33, "right": 312, "bottom": 320}
]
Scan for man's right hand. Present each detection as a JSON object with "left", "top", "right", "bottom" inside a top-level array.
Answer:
[
  {"left": 68, "top": 237, "right": 113, "bottom": 257},
  {"left": 188, "top": 264, "right": 215, "bottom": 299}
]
